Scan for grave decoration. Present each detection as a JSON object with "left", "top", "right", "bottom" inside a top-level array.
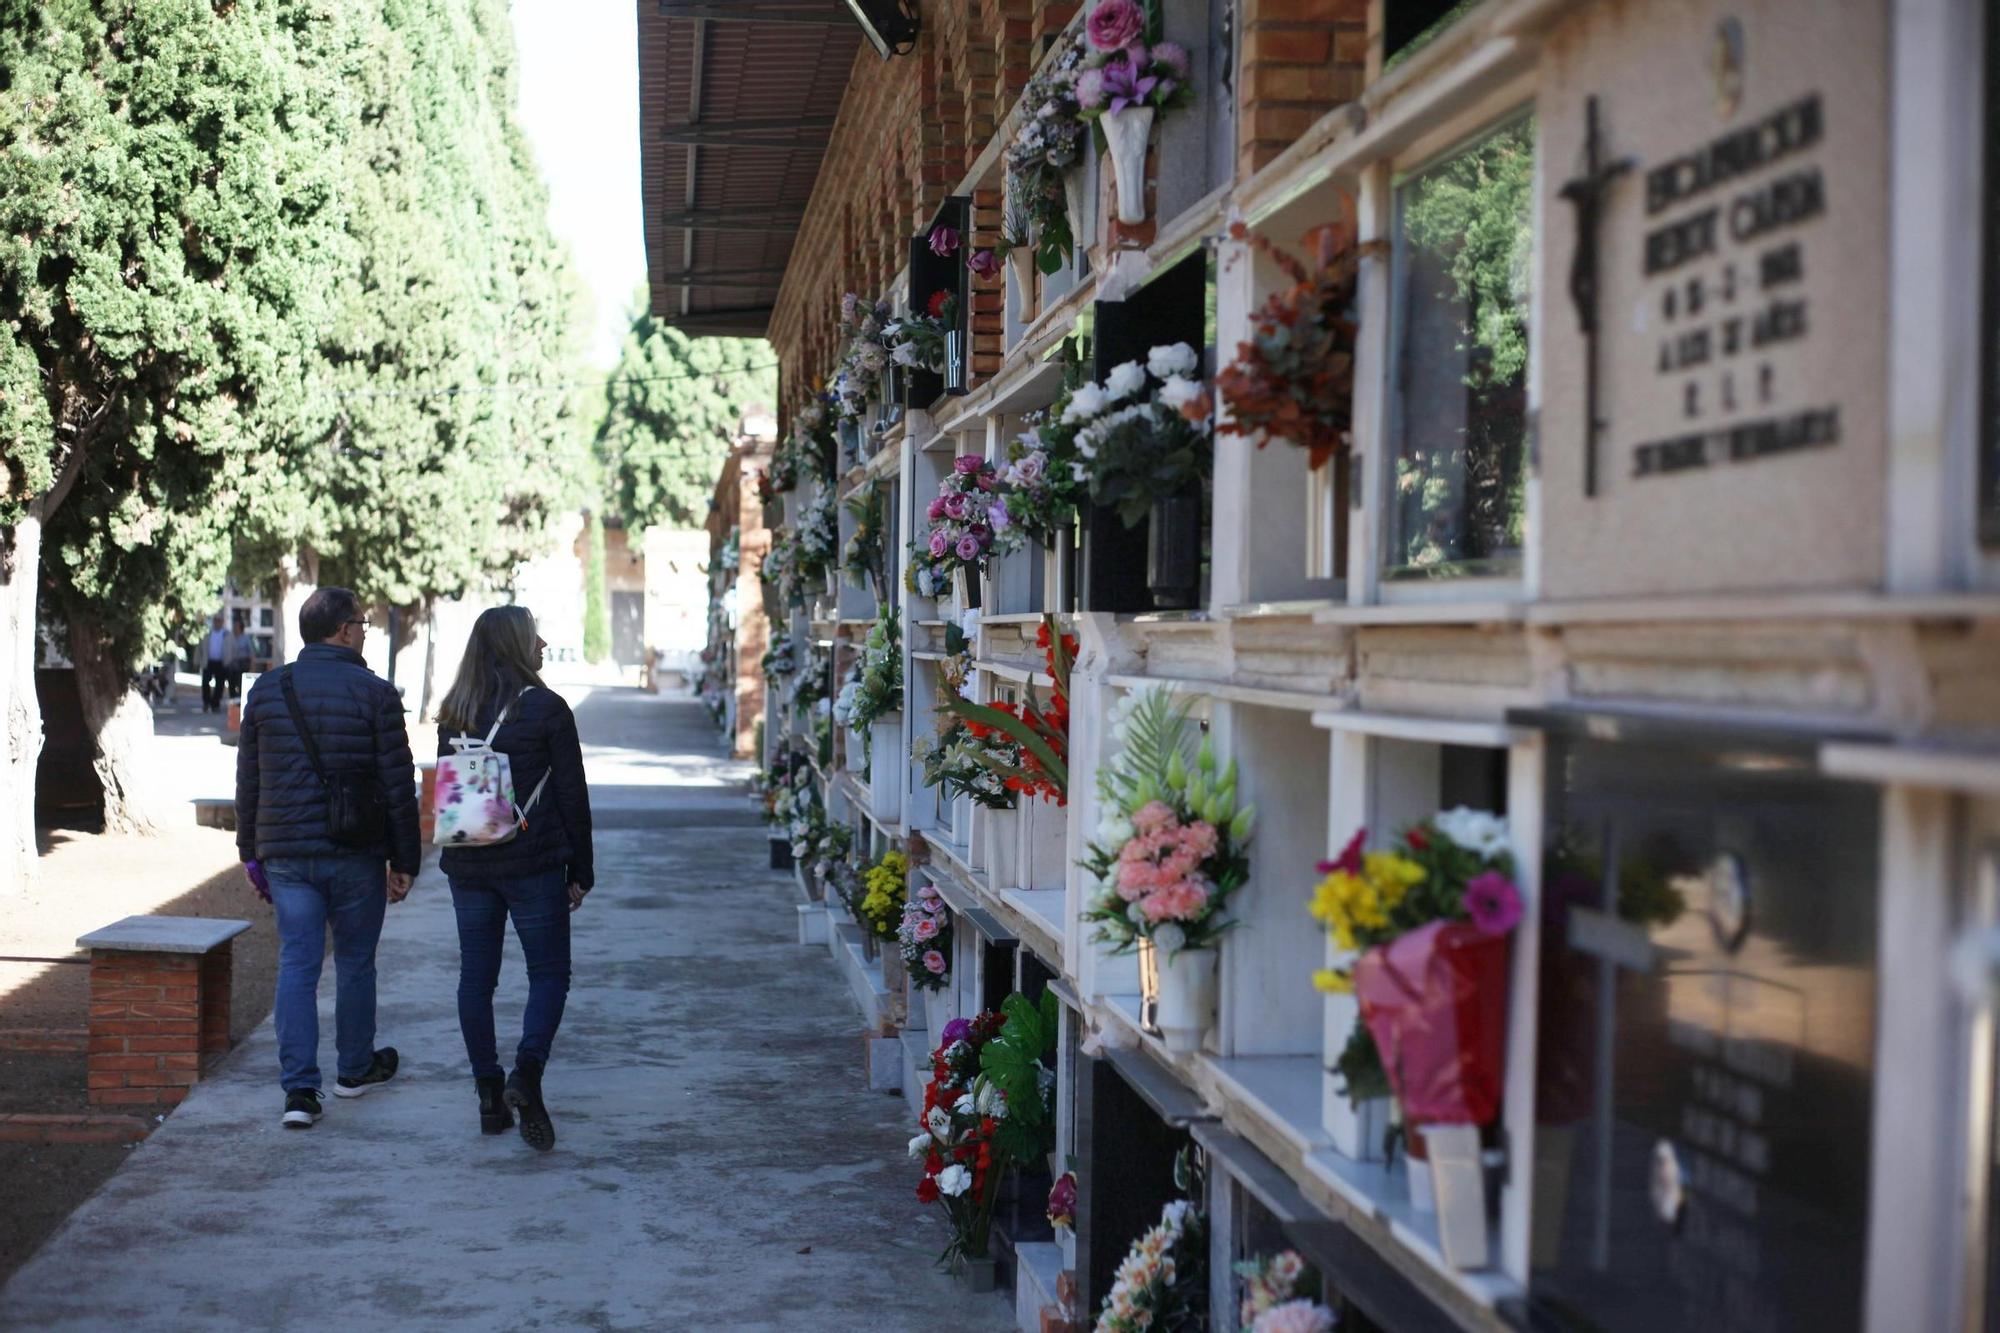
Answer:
[
  {"left": 898, "top": 875, "right": 952, "bottom": 992},
  {"left": 859, "top": 848, "right": 909, "bottom": 942},
  {"left": 1075, "top": 0, "right": 1195, "bottom": 226},
  {"left": 1234, "top": 1250, "right": 1335, "bottom": 1333},
  {"left": 910, "top": 1010, "right": 1011, "bottom": 1282},
  {"left": 909, "top": 455, "right": 1019, "bottom": 600},
  {"left": 841, "top": 478, "right": 890, "bottom": 597},
  {"left": 834, "top": 293, "right": 891, "bottom": 419},
  {"left": 941, "top": 613, "right": 1075, "bottom": 805},
  {"left": 1093, "top": 1147, "right": 1208, "bottom": 1333},
  {"left": 1081, "top": 686, "right": 1254, "bottom": 1051},
  {"left": 1003, "top": 33, "right": 1088, "bottom": 275}
]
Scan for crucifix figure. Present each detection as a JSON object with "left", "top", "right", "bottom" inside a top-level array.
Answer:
[{"left": 1559, "top": 96, "right": 1632, "bottom": 497}]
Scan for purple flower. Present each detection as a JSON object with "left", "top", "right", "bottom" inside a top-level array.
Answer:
[
  {"left": 989, "top": 501, "right": 1012, "bottom": 532},
  {"left": 1075, "top": 68, "right": 1106, "bottom": 110},
  {"left": 926, "top": 496, "right": 947, "bottom": 521},
  {"left": 929, "top": 531, "right": 950, "bottom": 558},
  {"left": 974, "top": 471, "right": 998, "bottom": 491},
  {"left": 1086, "top": 0, "right": 1145, "bottom": 52},
  {"left": 953, "top": 454, "right": 985, "bottom": 474},
  {"left": 1152, "top": 41, "right": 1190, "bottom": 75},
  {"left": 968, "top": 248, "right": 1001, "bottom": 278},
  {"left": 1099, "top": 57, "right": 1160, "bottom": 115},
  {"left": 929, "top": 225, "right": 960, "bottom": 257},
  {"left": 1464, "top": 872, "right": 1524, "bottom": 937},
  {"left": 943, "top": 493, "right": 969, "bottom": 520},
  {"left": 941, "top": 1017, "right": 972, "bottom": 1045},
  {"left": 955, "top": 535, "right": 982, "bottom": 562}
]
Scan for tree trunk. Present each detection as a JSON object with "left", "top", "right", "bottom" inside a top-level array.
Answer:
[
  {"left": 418, "top": 598, "right": 439, "bottom": 723},
  {"left": 67, "top": 609, "right": 161, "bottom": 836},
  {"left": 275, "top": 546, "right": 319, "bottom": 664},
  {"left": 0, "top": 518, "right": 46, "bottom": 892}
]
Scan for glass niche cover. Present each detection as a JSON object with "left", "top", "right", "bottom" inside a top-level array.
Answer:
[
  {"left": 1385, "top": 115, "right": 1534, "bottom": 582},
  {"left": 1525, "top": 732, "right": 1878, "bottom": 1333}
]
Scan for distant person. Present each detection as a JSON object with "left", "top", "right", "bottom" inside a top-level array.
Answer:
[
  {"left": 200, "top": 615, "right": 232, "bottom": 713},
  {"left": 228, "top": 611, "right": 254, "bottom": 699},
  {"left": 235, "top": 588, "right": 421, "bottom": 1130},
  {"left": 435, "top": 605, "right": 594, "bottom": 1152}
]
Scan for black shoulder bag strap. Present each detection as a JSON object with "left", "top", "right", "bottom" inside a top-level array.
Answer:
[{"left": 279, "top": 668, "right": 330, "bottom": 787}]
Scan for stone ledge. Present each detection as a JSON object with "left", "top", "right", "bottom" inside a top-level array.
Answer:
[
  {"left": 0, "top": 1113, "right": 153, "bottom": 1144},
  {"left": 77, "top": 916, "right": 250, "bottom": 955}
]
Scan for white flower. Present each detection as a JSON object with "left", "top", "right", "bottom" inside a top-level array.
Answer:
[
  {"left": 908, "top": 1132, "right": 932, "bottom": 1159},
  {"left": 1105, "top": 360, "right": 1147, "bottom": 403},
  {"left": 1062, "top": 383, "right": 1108, "bottom": 422},
  {"left": 975, "top": 1079, "right": 1009, "bottom": 1118},
  {"left": 1147, "top": 342, "right": 1198, "bottom": 378},
  {"left": 890, "top": 341, "right": 922, "bottom": 367},
  {"left": 953, "top": 1092, "right": 977, "bottom": 1116},
  {"left": 925, "top": 1106, "right": 951, "bottom": 1137},
  {"left": 1161, "top": 1198, "right": 1193, "bottom": 1233},
  {"left": 1156, "top": 374, "right": 1203, "bottom": 410},
  {"left": 936, "top": 1164, "right": 973, "bottom": 1197},
  {"left": 1433, "top": 806, "right": 1511, "bottom": 859}
]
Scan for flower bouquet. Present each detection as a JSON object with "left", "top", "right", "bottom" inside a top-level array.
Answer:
[
  {"left": 910, "top": 1011, "right": 1010, "bottom": 1276},
  {"left": 1004, "top": 34, "right": 1088, "bottom": 275},
  {"left": 1076, "top": 0, "right": 1195, "bottom": 226},
  {"left": 1065, "top": 341, "right": 1213, "bottom": 528},
  {"left": 841, "top": 478, "right": 890, "bottom": 598},
  {"left": 1046, "top": 1170, "right": 1078, "bottom": 1232},
  {"left": 886, "top": 289, "right": 959, "bottom": 377},
  {"left": 898, "top": 876, "right": 952, "bottom": 992},
  {"left": 941, "top": 614, "right": 1075, "bottom": 805},
  {"left": 1216, "top": 220, "right": 1373, "bottom": 471},
  {"left": 908, "top": 454, "right": 1019, "bottom": 602},
  {"left": 836, "top": 292, "right": 892, "bottom": 418},
  {"left": 1080, "top": 687, "right": 1253, "bottom": 1051},
  {"left": 793, "top": 485, "right": 840, "bottom": 589},
  {"left": 859, "top": 848, "right": 909, "bottom": 942},
  {"left": 1094, "top": 1149, "right": 1207, "bottom": 1333},
  {"left": 1235, "top": 1250, "right": 1335, "bottom": 1333},
  {"left": 1310, "top": 808, "right": 1521, "bottom": 1263}
]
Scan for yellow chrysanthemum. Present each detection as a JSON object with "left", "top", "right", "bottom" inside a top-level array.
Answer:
[{"left": 1312, "top": 968, "right": 1352, "bottom": 995}]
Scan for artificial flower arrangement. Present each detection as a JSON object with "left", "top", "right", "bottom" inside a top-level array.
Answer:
[
  {"left": 908, "top": 454, "right": 1019, "bottom": 600},
  {"left": 1311, "top": 807, "right": 1522, "bottom": 1125},
  {"left": 1094, "top": 1147, "right": 1208, "bottom": 1333},
  {"left": 941, "top": 613, "right": 1076, "bottom": 805},
  {"left": 859, "top": 848, "right": 910, "bottom": 941},
  {"left": 752, "top": 466, "right": 777, "bottom": 506},
  {"left": 1002, "top": 33, "right": 1088, "bottom": 275},
  {"left": 759, "top": 628, "right": 798, "bottom": 684},
  {"left": 824, "top": 843, "right": 867, "bottom": 921},
  {"left": 1062, "top": 342, "right": 1213, "bottom": 527},
  {"left": 886, "top": 289, "right": 960, "bottom": 377},
  {"left": 841, "top": 478, "right": 889, "bottom": 597},
  {"left": 753, "top": 743, "right": 811, "bottom": 823},
  {"left": 977, "top": 988, "right": 1060, "bottom": 1167},
  {"left": 910, "top": 1011, "right": 1009, "bottom": 1268},
  {"left": 1215, "top": 220, "right": 1373, "bottom": 471},
  {"left": 1046, "top": 1170, "right": 1078, "bottom": 1233},
  {"left": 759, "top": 528, "right": 805, "bottom": 607},
  {"left": 1080, "top": 687, "right": 1254, "bottom": 955},
  {"left": 898, "top": 876, "right": 953, "bottom": 990},
  {"left": 792, "top": 484, "right": 840, "bottom": 585},
  {"left": 849, "top": 610, "right": 903, "bottom": 733},
  {"left": 995, "top": 339, "right": 1095, "bottom": 543},
  {"left": 835, "top": 292, "right": 892, "bottom": 418},
  {"left": 1076, "top": 0, "right": 1196, "bottom": 227},
  {"left": 1235, "top": 1250, "right": 1335, "bottom": 1333}
]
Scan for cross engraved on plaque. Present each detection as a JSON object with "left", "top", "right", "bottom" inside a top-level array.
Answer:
[{"left": 1560, "top": 96, "right": 1634, "bottom": 498}]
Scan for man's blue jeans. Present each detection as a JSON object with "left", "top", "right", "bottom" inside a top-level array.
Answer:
[
  {"left": 448, "top": 869, "right": 572, "bottom": 1080},
  {"left": 266, "top": 857, "right": 388, "bottom": 1092}
]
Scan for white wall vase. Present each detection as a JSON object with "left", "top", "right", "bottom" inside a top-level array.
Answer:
[
  {"left": 1062, "top": 168, "right": 1086, "bottom": 252},
  {"left": 869, "top": 715, "right": 903, "bottom": 815},
  {"left": 922, "top": 983, "right": 953, "bottom": 1038},
  {"left": 1421, "top": 1123, "right": 1490, "bottom": 1269},
  {"left": 1142, "top": 928, "right": 1215, "bottom": 1053},
  {"left": 1009, "top": 246, "right": 1039, "bottom": 322},
  {"left": 1100, "top": 105, "right": 1155, "bottom": 226}
]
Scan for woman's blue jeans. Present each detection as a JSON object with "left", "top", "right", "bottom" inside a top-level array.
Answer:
[{"left": 447, "top": 869, "right": 571, "bottom": 1079}]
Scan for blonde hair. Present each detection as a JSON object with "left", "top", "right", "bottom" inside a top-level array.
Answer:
[{"left": 437, "top": 605, "right": 546, "bottom": 732}]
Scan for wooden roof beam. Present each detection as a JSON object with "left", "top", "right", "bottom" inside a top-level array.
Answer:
[{"left": 656, "top": 2, "right": 848, "bottom": 23}]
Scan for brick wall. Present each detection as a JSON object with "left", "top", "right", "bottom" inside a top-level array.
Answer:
[
  {"left": 86, "top": 947, "right": 232, "bottom": 1108},
  {"left": 1237, "top": 0, "right": 1369, "bottom": 175}
]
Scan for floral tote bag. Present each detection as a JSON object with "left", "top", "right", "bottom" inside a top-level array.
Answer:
[{"left": 432, "top": 688, "right": 550, "bottom": 847}]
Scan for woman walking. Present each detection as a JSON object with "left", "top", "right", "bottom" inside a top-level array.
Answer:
[{"left": 434, "top": 606, "right": 593, "bottom": 1151}]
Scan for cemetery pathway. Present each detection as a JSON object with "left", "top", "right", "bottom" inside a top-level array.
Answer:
[{"left": 1, "top": 687, "right": 1011, "bottom": 1332}]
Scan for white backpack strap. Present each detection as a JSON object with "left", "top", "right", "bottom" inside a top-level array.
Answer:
[
  {"left": 481, "top": 686, "right": 535, "bottom": 746},
  {"left": 519, "top": 769, "right": 552, "bottom": 819}
]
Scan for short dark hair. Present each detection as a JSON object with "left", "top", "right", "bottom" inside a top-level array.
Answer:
[{"left": 299, "top": 587, "right": 362, "bottom": 644}]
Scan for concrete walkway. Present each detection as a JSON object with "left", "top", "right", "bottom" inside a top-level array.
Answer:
[{"left": 2, "top": 689, "right": 1011, "bottom": 1332}]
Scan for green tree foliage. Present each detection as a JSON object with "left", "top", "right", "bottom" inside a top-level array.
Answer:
[
  {"left": 582, "top": 511, "right": 610, "bottom": 664},
  {"left": 597, "top": 306, "right": 774, "bottom": 531}
]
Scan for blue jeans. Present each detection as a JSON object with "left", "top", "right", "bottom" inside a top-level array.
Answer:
[
  {"left": 267, "top": 857, "right": 388, "bottom": 1092},
  {"left": 448, "top": 869, "right": 571, "bottom": 1079}
]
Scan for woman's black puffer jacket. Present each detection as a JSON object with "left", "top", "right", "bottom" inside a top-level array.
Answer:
[{"left": 436, "top": 670, "right": 594, "bottom": 890}]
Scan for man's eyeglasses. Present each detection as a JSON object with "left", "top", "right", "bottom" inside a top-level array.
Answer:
[{"left": 343, "top": 619, "right": 371, "bottom": 631}]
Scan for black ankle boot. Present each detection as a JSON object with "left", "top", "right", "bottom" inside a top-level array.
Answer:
[
  {"left": 503, "top": 1060, "right": 554, "bottom": 1152},
  {"left": 475, "top": 1075, "right": 512, "bottom": 1135}
]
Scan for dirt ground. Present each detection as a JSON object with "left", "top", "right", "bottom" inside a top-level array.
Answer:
[{"left": 0, "top": 821, "right": 279, "bottom": 1285}]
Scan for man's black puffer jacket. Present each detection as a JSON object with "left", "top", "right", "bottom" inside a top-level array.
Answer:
[
  {"left": 435, "top": 669, "right": 594, "bottom": 891},
  {"left": 235, "top": 643, "right": 422, "bottom": 874}
]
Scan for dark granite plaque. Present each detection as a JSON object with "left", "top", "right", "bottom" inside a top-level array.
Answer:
[{"left": 1526, "top": 734, "right": 1878, "bottom": 1333}]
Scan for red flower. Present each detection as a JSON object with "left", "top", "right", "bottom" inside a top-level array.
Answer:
[
  {"left": 916, "top": 1176, "right": 940, "bottom": 1204},
  {"left": 926, "top": 289, "right": 951, "bottom": 319},
  {"left": 1317, "top": 827, "right": 1366, "bottom": 876},
  {"left": 925, "top": 1151, "right": 943, "bottom": 1174},
  {"left": 1405, "top": 826, "right": 1429, "bottom": 852}
]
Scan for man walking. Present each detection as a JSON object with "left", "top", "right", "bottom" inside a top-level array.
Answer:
[
  {"left": 235, "top": 588, "right": 421, "bottom": 1129},
  {"left": 200, "top": 614, "right": 232, "bottom": 714}
]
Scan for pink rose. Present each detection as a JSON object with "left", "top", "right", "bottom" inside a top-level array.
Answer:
[
  {"left": 914, "top": 916, "right": 939, "bottom": 941},
  {"left": 1086, "top": 0, "right": 1145, "bottom": 52},
  {"left": 926, "top": 496, "right": 947, "bottom": 521},
  {"left": 943, "top": 493, "right": 969, "bottom": 520},
  {"left": 922, "top": 950, "right": 947, "bottom": 974},
  {"left": 953, "top": 454, "right": 984, "bottom": 474},
  {"left": 955, "top": 535, "right": 982, "bottom": 562},
  {"left": 968, "top": 248, "right": 1001, "bottom": 278},
  {"left": 929, "top": 531, "right": 950, "bottom": 558}
]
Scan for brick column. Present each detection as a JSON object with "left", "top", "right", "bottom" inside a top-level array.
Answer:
[{"left": 87, "top": 950, "right": 203, "bottom": 1109}]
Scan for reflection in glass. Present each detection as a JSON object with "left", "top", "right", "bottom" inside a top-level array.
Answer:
[{"left": 1386, "top": 115, "right": 1534, "bottom": 580}]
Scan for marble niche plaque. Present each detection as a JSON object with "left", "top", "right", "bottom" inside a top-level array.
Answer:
[{"left": 1538, "top": 0, "right": 1888, "bottom": 599}]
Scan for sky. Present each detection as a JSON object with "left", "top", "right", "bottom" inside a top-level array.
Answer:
[{"left": 510, "top": 0, "right": 648, "bottom": 369}]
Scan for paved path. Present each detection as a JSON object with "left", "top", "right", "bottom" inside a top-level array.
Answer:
[{"left": 2, "top": 689, "right": 1011, "bottom": 1332}]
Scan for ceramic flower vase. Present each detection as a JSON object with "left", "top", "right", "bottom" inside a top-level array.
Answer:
[
  {"left": 1102, "top": 105, "right": 1155, "bottom": 226},
  {"left": 1147, "top": 491, "right": 1202, "bottom": 609},
  {"left": 1008, "top": 246, "right": 1038, "bottom": 321},
  {"left": 923, "top": 984, "right": 953, "bottom": 1037},
  {"left": 1041, "top": 524, "right": 1075, "bottom": 613},
  {"left": 1140, "top": 927, "right": 1216, "bottom": 1053},
  {"left": 1062, "top": 168, "right": 1087, "bottom": 252},
  {"left": 869, "top": 715, "right": 903, "bottom": 814}
]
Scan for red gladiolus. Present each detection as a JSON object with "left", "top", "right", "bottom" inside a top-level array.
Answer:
[{"left": 916, "top": 1176, "right": 940, "bottom": 1203}]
